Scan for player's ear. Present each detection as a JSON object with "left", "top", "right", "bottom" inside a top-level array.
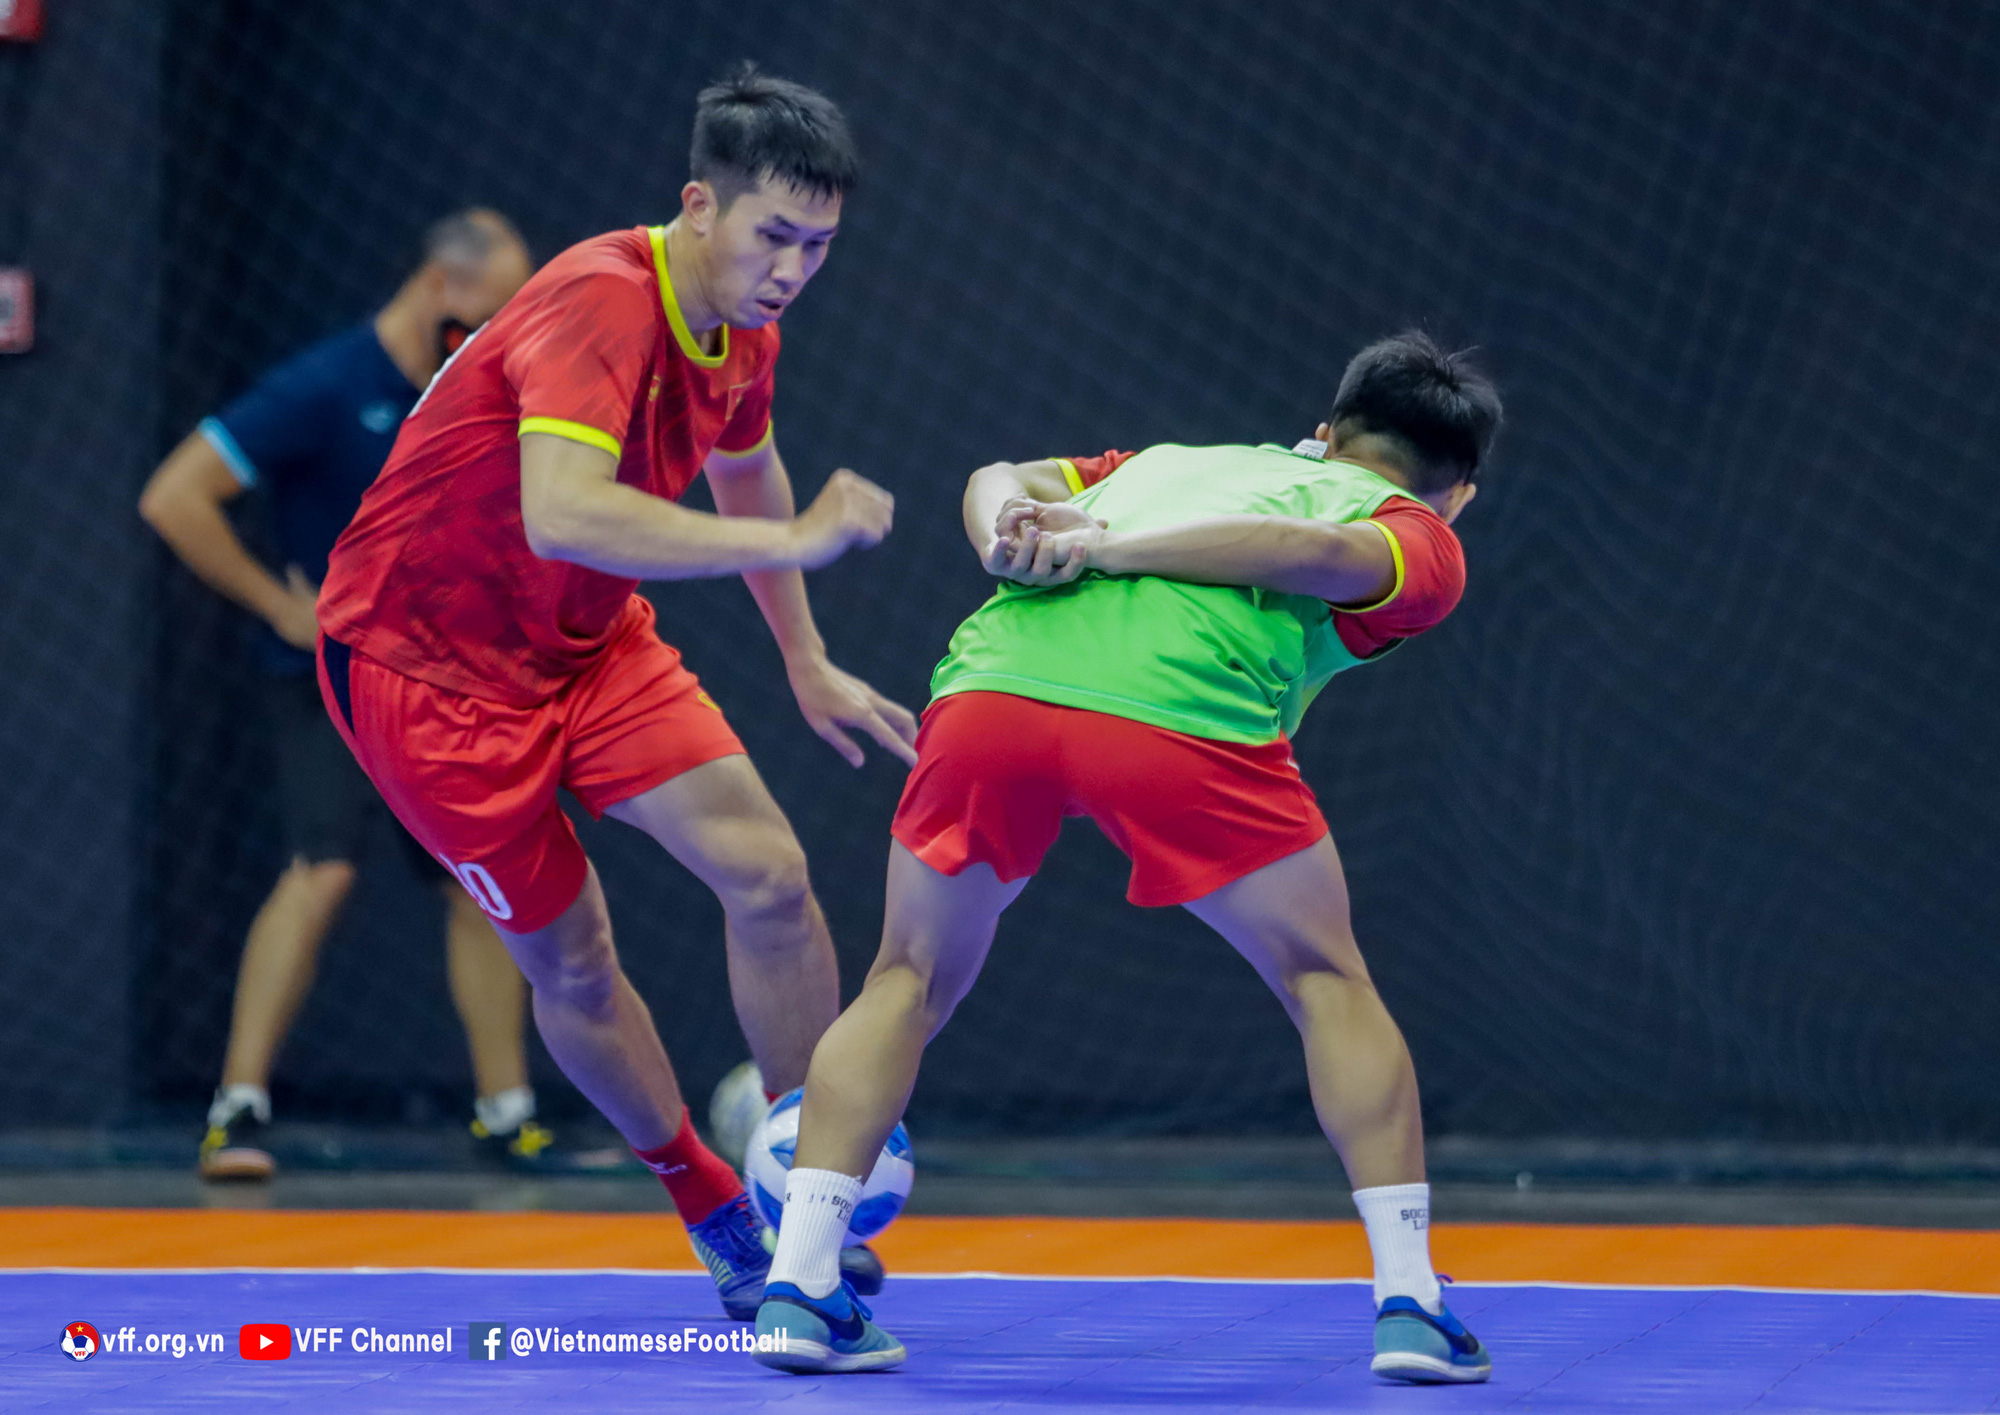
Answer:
[
  {"left": 681, "top": 180, "right": 718, "bottom": 236},
  {"left": 1443, "top": 481, "right": 1478, "bottom": 524}
]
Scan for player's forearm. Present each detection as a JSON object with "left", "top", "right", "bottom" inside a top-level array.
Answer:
[
  {"left": 962, "top": 460, "right": 1069, "bottom": 551},
  {"left": 138, "top": 484, "right": 293, "bottom": 623},
  {"left": 710, "top": 451, "right": 828, "bottom": 666},
  {"left": 523, "top": 475, "right": 811, "bottom": 580},
  {"left": 1091, "top": 516, "right": 1396, "bottom": 604}
]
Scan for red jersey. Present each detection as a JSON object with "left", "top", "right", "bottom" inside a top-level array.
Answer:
[
  {"left": 320, "top": 226, "right": 778, "bottom": 705},
  {"left": 1058, "top": 449, "right": 1464, "bottom": 659}
]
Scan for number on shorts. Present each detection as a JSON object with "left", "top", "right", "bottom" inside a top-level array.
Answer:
[{"left": 444, "top": 857, "right": 514, "bottom": 921}]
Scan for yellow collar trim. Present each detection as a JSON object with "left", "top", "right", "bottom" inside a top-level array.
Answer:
[{"left": 649, "top": 225, "right": 727, "bottom": 368}]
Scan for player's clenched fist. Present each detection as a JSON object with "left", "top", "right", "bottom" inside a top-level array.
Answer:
[{"left": 794, "top": 468, "right": 894, "bottom": 568}]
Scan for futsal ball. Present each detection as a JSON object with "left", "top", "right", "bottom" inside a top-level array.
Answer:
[
  {"left": 707, "top": 1059, "right": 771, "bottom": 1173},
  {"left": 744, "top": 1088, "right": 913, "bottom": 1245}
]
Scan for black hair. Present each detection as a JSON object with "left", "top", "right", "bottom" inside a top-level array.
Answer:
[
  {"left": 691, "top": 63, "right": 859, "bottom": 208},
  {"left": 1329, "top": 331, "right": 1502, "bottom": 493}
]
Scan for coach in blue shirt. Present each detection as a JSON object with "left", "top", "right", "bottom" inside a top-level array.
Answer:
[{"left": 140, "top": 210, "right": 545, "bottom": 1180}]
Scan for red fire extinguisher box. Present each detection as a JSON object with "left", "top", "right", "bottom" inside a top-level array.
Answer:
[
  {"left": 0, "top": 270, "right": 33, "bottom": 353},
  {"left": 0, "top": 0, "right": 46, "bottom": 42}
]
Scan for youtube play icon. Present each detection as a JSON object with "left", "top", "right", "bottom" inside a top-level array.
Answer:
[{"left": 239, "top": 1324, "right": 291, "bottom": 1360}]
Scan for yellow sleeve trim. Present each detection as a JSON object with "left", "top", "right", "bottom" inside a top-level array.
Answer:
[
  {"left": 650, "top": 225, "right": 729, "bottom": 368},
  {"left": 1055, "top": 457, "right": 1085, "bottom": 495},
  {"left": 520, "top": 417, "right": 622, "bottom": 459},
  {"left": 1336, "top": 519, "right": 1406, "bottom": 613},
  {"left": 709, "top": 422, "right": 776, "bottom": 460}
]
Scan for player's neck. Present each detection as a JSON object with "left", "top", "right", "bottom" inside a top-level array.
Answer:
[
  {"left": 373, "top": 287, "right": 439, "bottom": 390},
  {"left": 1324, "top": 441, "right": 1415, "bottom": 494},
  {"left": 1323, "top": 436, "right": 1457, "bottom": 518},
  {"left": 661, "top": 219, "right": 726, "bottom": 355}
]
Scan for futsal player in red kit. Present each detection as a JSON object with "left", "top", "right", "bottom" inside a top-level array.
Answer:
[{"left": 315, "top": 67, "right": 913, "bottom": 1316}]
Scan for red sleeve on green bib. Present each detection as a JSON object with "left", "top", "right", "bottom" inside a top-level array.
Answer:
[
  {"left": 1055, "top": 450, "right": 1138, "bottom": 492},
  {"left": 1332, "top": 497, "right": 1466, "bottom": 659}
]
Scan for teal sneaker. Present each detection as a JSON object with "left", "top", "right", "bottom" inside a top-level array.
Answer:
[
  {"left": 753, "top": 1279, "right": 906, "bottom": 1373},
  {"left": 1371, "top": 1296, "right": 1492, "bottom": 1383},
  {"left": 686, "top": 1193, "right": 774, "bottom": 1320}
]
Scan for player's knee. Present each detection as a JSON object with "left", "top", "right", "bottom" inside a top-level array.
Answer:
[
  {"left": 290, "top": 857, "right": 358, "bottom": 905},
  {"left": 720, "top": 842, "right": 814, "bottom": 928},
  {"left": 521, "top": 930, "right": 621, "bottom": 1020},
  {"left": 546, "top": 951, "right": 621, "bottom": 1021},
  {"left": 1286, "top": 955, "right": 1379, "bottom": 1024}
]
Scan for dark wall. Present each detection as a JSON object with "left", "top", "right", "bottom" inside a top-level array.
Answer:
[
  {"left": 0, "top": 0, "right": 161, "bottom": 1121},
  {"left": 80, "top": 0, "right": 2000, "bottom": 1136}
]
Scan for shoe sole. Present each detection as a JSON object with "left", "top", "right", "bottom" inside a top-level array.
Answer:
[
  {"left": 199, "top": 1149, "right": 275, "bottom": 1181},
  {"left": 1371, "top": 1351, "right": 1492, "bottom": 1383},
  {"left": 753, "top": 1337, "right": 906, "bottom": 1374}
]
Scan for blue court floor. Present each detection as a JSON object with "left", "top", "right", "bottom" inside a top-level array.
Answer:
[{"left": 3, "top": 1270, "right": 1993, "bottom": 1412}]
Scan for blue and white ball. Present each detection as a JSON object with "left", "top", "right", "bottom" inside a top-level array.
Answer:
[{"left": 744, "top": 1087, "right": 914, "bottom": 1244}]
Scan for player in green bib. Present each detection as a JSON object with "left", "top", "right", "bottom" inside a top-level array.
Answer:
[{"left": 754, "top": 333, "right": 1504, "bottom": 1384}]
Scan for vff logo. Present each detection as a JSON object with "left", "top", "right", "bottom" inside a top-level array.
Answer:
[{"left": 468, "top": 1323, "right": 506, "bottom": 1360}]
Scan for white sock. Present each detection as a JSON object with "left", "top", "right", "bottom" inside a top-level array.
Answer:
[
  {"left": 475, "top": 1085, "right": 536, "bottom": 1135},
  {"left": 766, "top": 1168, "right": 862, "bottom": 1300},
  {"left": 1352, "top": 1182, "right": 1442, "bottom": 1313},
  {"left": 209, "top": 1084, "right": 270, "bottom": 1129}
]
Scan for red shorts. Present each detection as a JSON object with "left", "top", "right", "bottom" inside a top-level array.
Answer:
[
  {"left": 317, "top": 598, "right": 743, "bottom": 932},
  {"left": 891, "top": 691, "right": 1328, "bottom": 906}
]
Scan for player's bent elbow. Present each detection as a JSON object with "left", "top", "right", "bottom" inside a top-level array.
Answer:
[
  {"left": 962, "top": 463, "right": 1001, "bottom": 504},
  {"left": 137, "top": 477, "right": 187, "bottom": 535},
  {"left": 1299, "top": 523, "right": 1393, "bottom": 604},
  {"left": 518, "top": 484, "right": 582, "bottom": 562},
  {"left": 966, "top": 460, "right": 1033, "bottom": 496},
  {"left": 520, "top": 437, "right": 620, "bottom": 563},
  {"left": 520, "top": 511, "right": 566, "bottom": 561}
]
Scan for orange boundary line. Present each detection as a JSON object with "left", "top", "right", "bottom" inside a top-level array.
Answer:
[{"left": 6, "top": 1211, "right": 1999, "bottom": 1294}]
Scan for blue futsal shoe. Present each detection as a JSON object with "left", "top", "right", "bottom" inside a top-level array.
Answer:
[
  {"left": 1371, "top": 1296, "right": 1492, "bottom": 1383},
  {"left": 686, "top": 1193, "right": 775, "bottom": 1320},
  {"left": 753, "top": 1278, "right": 906, "bottom": 1373}
]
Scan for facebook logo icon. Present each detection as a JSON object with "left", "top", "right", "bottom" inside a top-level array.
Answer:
[{"left": 469, "top": 1323, "right": 506, "bottom": 1360}]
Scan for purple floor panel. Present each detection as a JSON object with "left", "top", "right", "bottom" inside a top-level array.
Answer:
[{"left": 2, "top": 1271, "right": 1993, "bottom": 1412}]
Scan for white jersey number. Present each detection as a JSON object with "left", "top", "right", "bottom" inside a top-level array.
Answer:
[{"left": 443, "top": 858, "right": 514, "bottom": 922}]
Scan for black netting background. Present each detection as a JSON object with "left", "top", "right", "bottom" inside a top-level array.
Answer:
[{"left": 8, "top": 0, "right": 2000, "bottom": 1140}]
